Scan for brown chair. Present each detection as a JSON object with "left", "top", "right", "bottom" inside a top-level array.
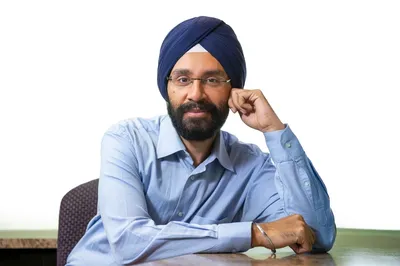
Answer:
[{"left": 57, "top": 179, "right": 99, "bottom": 266}]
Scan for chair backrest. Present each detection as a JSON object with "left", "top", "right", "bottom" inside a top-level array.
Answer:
[{"left": 57, "top": 179, "right": 99, "bottom": 266}]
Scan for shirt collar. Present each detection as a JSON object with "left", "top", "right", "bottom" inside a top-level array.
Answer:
[
  {"left": 156, "top": 116, "right": 235, "bottom": 173},
  {"left": 211, "top": 131, "right": 235, "bottom": 173},
  {"left": 156, "top": 116, "right": 186, "bottom": 159}
]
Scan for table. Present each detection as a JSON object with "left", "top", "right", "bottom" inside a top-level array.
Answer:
[
  {"left": 0, "top": 228, "right": 399, "bottom": 265},
  {"left": 140, "top": 229, "right": 400, "bottom": 265}
]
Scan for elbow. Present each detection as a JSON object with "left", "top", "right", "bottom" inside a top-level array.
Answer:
[
  {"left": 312, "top": 223, "right": 337, "bottom": 253},
  {"left": 108, "top": 231, "right": 149, "bottom": 265},
  {"left": 103, "top": 217, "right": 156, "bottom": 264},
  {"left": 312, "top": 209, "right": 337, "bottom": 253}
]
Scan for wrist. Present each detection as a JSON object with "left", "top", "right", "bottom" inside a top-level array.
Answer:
[
  {"left": 251, "top": 223, "right": 261, "bottom": 248},
  {"left": 260, "top": 122, "right": 285, "bottom": 133},
  {"left": 252, "top": 222, "right": 277, "bottom": 253}
]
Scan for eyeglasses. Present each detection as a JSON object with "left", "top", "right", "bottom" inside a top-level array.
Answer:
[{"left": 166, "top": 76, "right": 231, "bottom": 88}]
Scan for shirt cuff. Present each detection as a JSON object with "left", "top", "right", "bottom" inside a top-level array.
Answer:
[
  {"left": 264, "top": 124, "right": 305, "bottom": 163},
  {"left": 208, "top": 222, "right": 252, "bottom": 253}
]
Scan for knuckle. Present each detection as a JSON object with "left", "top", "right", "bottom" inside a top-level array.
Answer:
[
  {"left": 298, "top": 220, "right": 306, "bottom": 227},
  {"left": 293, "top": 214, "right": 303, "bottom": 220},
  {"left": 298, "top": 227, "right": 305, "bottom": 235}
]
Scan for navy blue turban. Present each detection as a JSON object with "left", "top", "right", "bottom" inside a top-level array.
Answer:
[{"left": 157, "top": 16, "right": 247, "bottom": 101}]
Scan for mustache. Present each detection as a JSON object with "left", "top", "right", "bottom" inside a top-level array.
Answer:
[{"left": 178, "top": 101, "right": 217, "bottom": 113}]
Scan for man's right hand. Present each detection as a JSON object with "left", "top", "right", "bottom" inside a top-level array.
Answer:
[{"left": 251, "top": 214, "right": 316, "bottom": 254}]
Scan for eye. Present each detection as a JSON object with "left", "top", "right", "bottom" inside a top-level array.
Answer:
[
  {"left": 176, "top": 76, "right": 190, "bottom": 84},
  {"left": 206, "top": 77, "right": 219, "bottom": 83}
]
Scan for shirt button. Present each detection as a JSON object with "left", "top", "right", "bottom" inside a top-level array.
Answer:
[
  {"left": 285, "top": 142, "right": 291, "bottom": 148},
  {"left": 304, "top": 181, "right": 310, "bottom": 187},
  {"left": 178, "top": 212, "right": 183, "bottom": 217},
  {"left": 190, "top": 176, "right": 195, "bottom": 181}
]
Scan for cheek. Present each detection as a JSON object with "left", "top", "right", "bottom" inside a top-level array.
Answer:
[
  {"left": 207, "top": 89, "right": 230, "bottom": 105},
  {"left": 168, "top": 87, "right": 187, "bottom": 104},
  {"left": 167, "top": 86, "right": 175, "bottom": 97}
]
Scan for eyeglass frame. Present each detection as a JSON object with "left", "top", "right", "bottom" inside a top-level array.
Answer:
[{"left": 166, "top": 76, "right": 231, "bottom": 87}]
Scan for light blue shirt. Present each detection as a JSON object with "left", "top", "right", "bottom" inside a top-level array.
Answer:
[{"left": 66, "top": 115, "right": 336, "bottom": 265}]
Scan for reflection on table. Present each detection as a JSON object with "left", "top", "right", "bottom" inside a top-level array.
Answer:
[
  {"left": 141, "top": 252, "right": 335, "bottom": 266},
  {"left": 141, "top": 228, "right": 400, "bottom": 265}
]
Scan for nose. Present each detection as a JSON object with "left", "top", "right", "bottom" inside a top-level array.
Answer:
[{"left": 187, "top": 79, "right": 205, "bottom": 102}]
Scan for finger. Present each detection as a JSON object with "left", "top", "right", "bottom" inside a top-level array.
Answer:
[
  {"left": 230, "top": 90, "right": 247, "bottom": 114},
  {"left": 297, "top": 243, "right": 313, "bottom": 254},
  {"left": 237, "top": 89, "right": 264, "bottom": 103},
  {"left": 229, "top": 90, "right": 240, "bottom": 113},
  {"left": 306, "top": 226, "right": 316, "bottom": 245},
  {"left": 296, "top": 232, "right": 313, "bottom": 254},
  {"left": 309, "top": 228, "right": 316, "bottom": 245},
  {"left": 237, "top": 91, "right": 247, "bottom": 106},
  {"left": 237, "top": 93, "right": 254, "bottom": 113},
  {"left": 290, "top": 244, "right": 300, "bottom": 254},
  {"left": 297, "top": 238, "right": 313, "bottom": 253},
  {"left": 241, "top": 104, "right": 253, "bottom": 115},
  {"left": 227, "top": 97, "right": 236, "bottom": 113},
  {"left": 235, "top": 91, "right": 247, "bottom": 114},
  {"left": 235, "top": 91, "right": 255, "bottom": 114}
]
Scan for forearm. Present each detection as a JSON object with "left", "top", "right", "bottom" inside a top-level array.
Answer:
[
  {"left": 102, "top": 216, "right": 253, "bottom": 263},
  {"left": 265, "top": 125, "right": 336, "bottom": 251},
  {"left": 274, "top": 158, "right": 336, "bottom": 251}
]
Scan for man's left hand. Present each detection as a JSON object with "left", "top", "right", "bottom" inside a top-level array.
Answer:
[{"left": 228, "top": 88, "right": 285, "bottom": 132}]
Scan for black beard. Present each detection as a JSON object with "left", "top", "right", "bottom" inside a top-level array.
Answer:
[{"left": 167, "top": 99, "right": 229, "bottom": 141}]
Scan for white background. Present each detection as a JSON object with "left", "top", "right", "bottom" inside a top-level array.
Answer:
[{"left": 0, "top": 1, "right": 399, "bottom": 231}]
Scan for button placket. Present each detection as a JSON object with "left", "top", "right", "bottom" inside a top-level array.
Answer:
[{"left": 174, "top": 173, "right": 195, "bottom": 220}]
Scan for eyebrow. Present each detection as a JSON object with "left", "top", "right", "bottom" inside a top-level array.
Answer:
[{"left": 171, "top": 69, "right": 227, "bottom": 77}]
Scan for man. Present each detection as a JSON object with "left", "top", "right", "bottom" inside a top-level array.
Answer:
[{"left": 66, "top": 16, "right": 336, "bottom": 265}]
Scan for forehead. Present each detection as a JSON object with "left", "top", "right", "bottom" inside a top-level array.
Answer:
[{"left": 171, "top": 52, "right": 226, "bottom": 76}]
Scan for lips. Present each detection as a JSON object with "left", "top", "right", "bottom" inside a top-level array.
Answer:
[
  {"left": 185, "top": 108, "right": 208, "bottom": 113},
  {"left": 184, "top": 109, "right": 210, "bottom": 117}
]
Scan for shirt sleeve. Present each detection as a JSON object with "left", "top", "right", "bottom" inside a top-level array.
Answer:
[
  {"left": 98, "top": 127, "right": 252, "bottom": 264},
  {"left": 244, "top": 125, "right": 336, "bottom": 252}
]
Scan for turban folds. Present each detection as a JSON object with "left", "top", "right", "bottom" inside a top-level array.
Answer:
[{"left": 157, "top": 16, "right": 247, "bottom": 101}]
